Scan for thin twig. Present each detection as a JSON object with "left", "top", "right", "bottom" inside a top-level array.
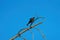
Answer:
[
  {"left": 35, "top": 28, "right": 47, "bottom": 40},
  {"left": 29, "top": 29, "right": 34, "bottom": 40}
]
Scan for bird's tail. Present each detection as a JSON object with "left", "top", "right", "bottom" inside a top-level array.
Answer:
[
  {"left": 27, "top": 23, "right": 29, "bottom": 26},
  {"left": 27, "top": 24, "right": 28, "bottom": 26}
]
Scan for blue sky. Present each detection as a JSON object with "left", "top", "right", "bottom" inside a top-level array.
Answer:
[{"left": 0, "top": 0, "right": 60, "bottom": 40}]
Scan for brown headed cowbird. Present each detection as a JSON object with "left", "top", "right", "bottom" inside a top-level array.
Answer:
[{"left": 27, "top": 17, "right": 35, "bottom": 27}]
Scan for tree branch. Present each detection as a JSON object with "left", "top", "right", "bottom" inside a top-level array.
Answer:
[{"left": 10, "top": 22, "right": 43, "bottom": 40}]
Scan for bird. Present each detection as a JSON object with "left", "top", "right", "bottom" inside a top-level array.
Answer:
[{"left": 27, "top": 17, "right": 35, "bottom": 27}]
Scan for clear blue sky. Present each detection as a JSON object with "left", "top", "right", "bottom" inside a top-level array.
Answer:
[{"left": 0, "top": 0, "right": 60, "bottom": 40}]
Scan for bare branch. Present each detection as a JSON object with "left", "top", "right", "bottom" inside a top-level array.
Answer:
[
  {"left": 10, "top": 17, "right": 46, "bottom": 40},
  {"left": 10, "top": 22, "right": 43, "bottom": 40}
]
